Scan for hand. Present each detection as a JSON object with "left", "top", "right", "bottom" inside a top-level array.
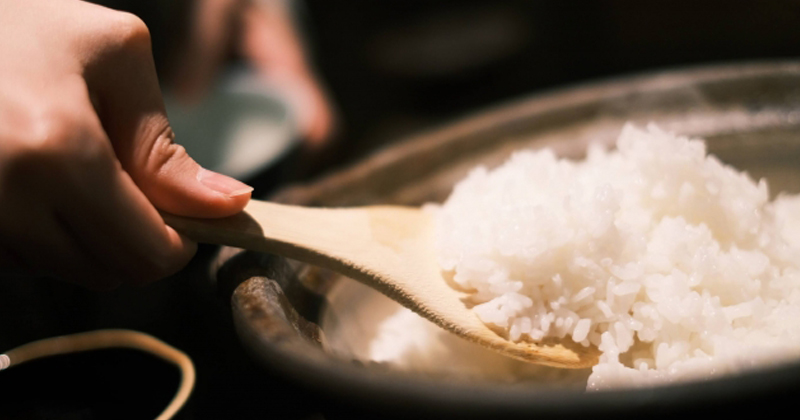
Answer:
[
  {"left": 0, "top": 0, "right": 253, "bottom": 289},
  {"left": 240, "top": 0, "right": 336, "bottom": 147},
  {"left": 171, "top": 0, "right": 336, "bottom": 146}
]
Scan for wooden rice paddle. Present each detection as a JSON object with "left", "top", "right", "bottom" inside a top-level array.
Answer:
[{"left": 162, "top": 199, "right": 599, "bottom": 368}]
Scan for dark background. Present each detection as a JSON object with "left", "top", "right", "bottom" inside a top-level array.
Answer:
[
  {"left": 1, "top": 1, "right": 799, "bottom": 419},
  {"left": 304, "top": 0, "right": 800, "bottom": 170}
]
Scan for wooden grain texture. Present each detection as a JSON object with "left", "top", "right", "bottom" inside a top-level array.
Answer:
[{"left": 163, "top": 200, "right": 599, "bottom": 368}]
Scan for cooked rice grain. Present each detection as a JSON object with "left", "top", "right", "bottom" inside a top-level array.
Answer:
[{"left": 433, "top": 124, "right": 800, "bottom": 389}]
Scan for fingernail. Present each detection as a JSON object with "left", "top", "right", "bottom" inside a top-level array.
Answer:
[{"left": 197, "top": 168, "right": 253, "bottom": 197}]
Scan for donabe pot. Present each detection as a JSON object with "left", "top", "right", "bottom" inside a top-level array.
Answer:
[{"left": 215, "top": 61, "right": 800, "bottom": 419}]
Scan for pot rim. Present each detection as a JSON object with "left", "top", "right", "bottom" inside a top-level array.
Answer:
[{"left": 230, "top": 60, "right": 800, "bottom": 414}]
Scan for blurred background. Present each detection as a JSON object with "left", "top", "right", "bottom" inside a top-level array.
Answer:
[
  {"left": 1, "top": 1, "right": 799, "bottom": 419},
  {"left": 84, "top": 0, "right": 800, "bottom": 189}
]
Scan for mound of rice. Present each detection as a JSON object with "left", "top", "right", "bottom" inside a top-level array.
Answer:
[{"left": 432, "top": 123, "right": 800, "bottom": 390}]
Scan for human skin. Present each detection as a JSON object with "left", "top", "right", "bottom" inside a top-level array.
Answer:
[
  {"left": 0, "top": 0, "right": 253, "bottom": 289},
  {"left": 171, "top": 0, "right": 335, "bottom": 146}
]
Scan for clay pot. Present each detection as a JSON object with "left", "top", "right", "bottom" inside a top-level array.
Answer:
[{"left": 215, "top": 62, "right": 800, "bottom": 419}]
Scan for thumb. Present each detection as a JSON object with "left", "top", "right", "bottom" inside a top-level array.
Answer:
[
  {"left": 123, "top": 124, "right": 253, "bottom": 218},
  {"left": 86, "top": 16, "right": 252, "bottom": 218}
]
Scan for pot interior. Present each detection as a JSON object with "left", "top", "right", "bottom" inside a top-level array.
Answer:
[
  {"left": 319, "top": 123, "right": 800, "bottom": 387},
  {"left": 225, "top": 62, "right": 800, "bottom": 411}
]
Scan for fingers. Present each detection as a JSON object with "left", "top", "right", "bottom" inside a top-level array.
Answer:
[
  {"left": 170, "top": 0, "right": 243, "bottom": 100},
  {"left": 1, "top": 207, "right": 120, "bottom": 290},
  {"left": 48, "top": 87, "right": 198, "bottom": 285},
  {"left": 84, "top": 12, "right": 252, "bottom": 219},
  {"left": 56, "top": 173, "right": 198, "bottom": 286},
  {"left": 240, "top": 1, "right": 336, "bottom": 145},
  {"left": 0, "top": 2, "right": 220, "bottom": 288},
  {"left": 278, "top": 74, "right": 336, "bottom": 147},
  {"left": 34, "top": 222, "right": 122, "bottom": 291},
  {"left": 0, "top": 77, "right": 196, "bottom": 288}
]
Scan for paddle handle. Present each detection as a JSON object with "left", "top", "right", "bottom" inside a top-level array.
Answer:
[{"left": 160, "top": 199, "right": 372, "bottom": 266}]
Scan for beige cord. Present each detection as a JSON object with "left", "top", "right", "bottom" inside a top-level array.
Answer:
[{"left": 0, "top": 329, "right": 195, "bottom": 420}]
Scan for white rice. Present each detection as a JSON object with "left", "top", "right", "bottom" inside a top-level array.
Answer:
[
  {"left": 427, "top": 123, "right": 800, "bottom": 390},
  {"left": 369, "top": 305, "right": 590, "bottom": 386}
]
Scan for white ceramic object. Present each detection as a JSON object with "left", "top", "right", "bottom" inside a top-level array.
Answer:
[{"left": 164, "top": 69, "right": 298, "bottom": 180}]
